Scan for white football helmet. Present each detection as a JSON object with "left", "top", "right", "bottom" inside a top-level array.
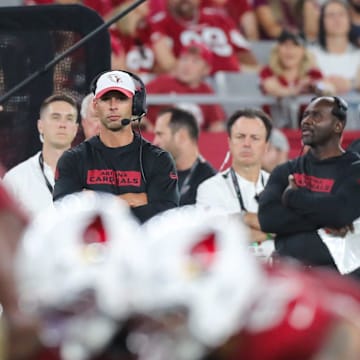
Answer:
[
  {"left": 15, "top": 191, "right": 142, "bottom": 360},
  {"left": 138, "top": 206, "right": 265, "bottom": 348}
]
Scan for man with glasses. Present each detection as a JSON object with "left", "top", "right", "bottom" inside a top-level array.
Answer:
[{"left": 259, "top": 96, "right": 360, "bottom": 274}]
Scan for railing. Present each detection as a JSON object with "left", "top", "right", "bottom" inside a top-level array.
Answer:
[{"left": 147, "top": 93, "right": 360, "bottom": 129}]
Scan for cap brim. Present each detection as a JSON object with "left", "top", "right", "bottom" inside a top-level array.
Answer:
[{"left": 95, "top": 87, "right": 134, "bottom": 99}]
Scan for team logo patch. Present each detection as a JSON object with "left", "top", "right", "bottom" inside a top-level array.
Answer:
[
  {"left": 293, "top": 173, "right": 334, "bottom": 193},
  {"left": 108, "top": 74, "right": 123, "bottom": 84},
  {"left": 87, "top": 170, "right": 141, "bottom": 187}
]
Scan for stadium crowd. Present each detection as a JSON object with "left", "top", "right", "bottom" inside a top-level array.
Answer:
[{"left": 18, "top": 0, "right": 360, "bottom": 132}]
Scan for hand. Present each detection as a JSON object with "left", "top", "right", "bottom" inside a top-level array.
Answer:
[
  {"left": 119, "top": 192, "right": 148, "bottom": 207},
  {"left": 242, "top": 212, "right": 261, "bottom": 230},
  {"left": 287, "top": 174, "right": 298, "bottom": 190},
  {"left": 326, "top": 76, "right": 352, "bottom": 94},
  {"left": 324, "top": 223, "right": 354, "bottom": 238},
  {"left": 313, "top": 80, "right": 336, "bottom": 96},
  {"left": 296, "top": 77, "right": 313, "bottom": 94},
  {"left": 248, "top": 229, "right": 268, "bottom": 244},
  {"left": 282, "top": 175, "right": 297, "bottom": 205}
]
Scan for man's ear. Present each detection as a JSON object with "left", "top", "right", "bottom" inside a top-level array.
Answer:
[
  {"left": 173, "top": 128, "right": 185, "bottom": 144},
  {"left": 37, "top": 119, "right": 43, "bottom": 135},
  {"left": 264, "top": 141, "right": 271, "bottom": 153},
  {"left": 335, "top": 121, "right": 344, "bottom": 134},
  {"left": 92, "top": 98, "right": 99, "bottom": 113}
]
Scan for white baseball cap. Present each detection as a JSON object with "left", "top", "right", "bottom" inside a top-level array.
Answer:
[{"left": 94, "top": 71, "right": 135, "bottom": 99}]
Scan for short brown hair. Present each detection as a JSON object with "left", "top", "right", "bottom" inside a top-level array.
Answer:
[
  {"left": 40, "top": 94, "right": 78, "bottom": 121},
  {"left": 226, "top": 108, "right": 273, "bottom": 141}
]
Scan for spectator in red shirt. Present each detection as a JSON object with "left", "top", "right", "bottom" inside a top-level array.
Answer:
[
  {"left": 253, "top": 0, "right": 303, "bottom": 39},
  {"left": 109, "top": 0, "right": 156, "bottom": 81},
  {"left": 201, "top": 0, "right": 259, "bottom": 40},
  {"left": 260, "top": 30, "right": 334, "bottom": 127},
  {"left": 108, "top": 0, "right": 166, "bottom": 17},
  {"left": 148, "top": 0, "right": 166, "bottom": 16},
  {"left": 146, "top": 42, "right": 226, "bottom": 132},
  {"left": 150, "top": 0, "right": 258, "bottom": 74}
]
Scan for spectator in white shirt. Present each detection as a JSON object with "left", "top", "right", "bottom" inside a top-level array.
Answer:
[{"left": 309, "top": 0, "right": 360, "bottom": 94}]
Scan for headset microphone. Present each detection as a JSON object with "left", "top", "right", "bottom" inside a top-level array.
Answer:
[
  {"left": 121, "top": 117, "right": 141, "bottom": 126},
  {"left": 121, "top": 118, "right": 131, "bottom": 126}
]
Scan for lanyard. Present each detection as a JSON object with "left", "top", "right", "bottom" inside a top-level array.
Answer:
[
  {"left": 179, "top": 158, "right": 200, "bottom": 196},
  {"left": 38, "top": 152, "right": 54, "bottom": 194},
  {"left": 229, "top": 167, "right": 264, "bottom": 212}
]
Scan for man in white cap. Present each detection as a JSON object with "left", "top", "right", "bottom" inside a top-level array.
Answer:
[{"left": 53, "top": 70, "right": 179, "bottom": 223}]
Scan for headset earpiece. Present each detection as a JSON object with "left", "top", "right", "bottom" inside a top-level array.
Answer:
[
  {"left": 331, "top": 96, "right": 348, "bottom": 121},
  {"left": 124, "top": 70, "right": 147, "bottom": 118}
]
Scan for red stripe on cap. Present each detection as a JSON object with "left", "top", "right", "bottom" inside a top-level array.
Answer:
[{"left": 95, "top": 86, "right": 134, "bottom": 99}]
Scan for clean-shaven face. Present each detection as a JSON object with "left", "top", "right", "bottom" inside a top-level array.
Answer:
[
  {"left": 38, "top": 100, "right": 78, "bottom": 149},
  {"left": 229, "top": 117, "right": 268, "bottom": 168},
  {"left": 94, "top": 91, "right": 133, "bottom": 132}
]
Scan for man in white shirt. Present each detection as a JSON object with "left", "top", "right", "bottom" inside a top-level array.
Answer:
[
  {"left": 196, "top": 108, "right": 274, "bottom": 257},
  {"left": 3, "top": 94, "right": 78, "bottom": 217}
]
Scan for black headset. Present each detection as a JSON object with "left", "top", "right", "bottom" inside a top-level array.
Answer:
[
  {"left": 310, "top": 96, "right": 348, "bottom": 121},
  {"left": 90, "top": 70, "right": 147, "bottom": 118},
  {"left": 332, "top": 96, "right": 348, "bottom": 121}
]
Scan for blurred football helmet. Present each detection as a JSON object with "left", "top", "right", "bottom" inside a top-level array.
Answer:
[
  {"left": 138, "top": 206, "right": 264, "bottom": 348},
  {"left": 213, "top": 263, "right": 360, "bottom": 360},
  {"left": 15, "top": 191, "right": 142, "bottom": 360}
]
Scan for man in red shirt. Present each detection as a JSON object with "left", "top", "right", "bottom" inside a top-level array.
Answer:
[
  {"left": 109, "top": 0, "right": 156, "bottom": 79},
  {"left": 146, "top": 42, "right": 226, "bottom": 131},
  {"left": 150, "top": 0, "right": 258, "bottom": 74},
  {"left": 201, "top": 0, "right": 259, "bottom": 40}
]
